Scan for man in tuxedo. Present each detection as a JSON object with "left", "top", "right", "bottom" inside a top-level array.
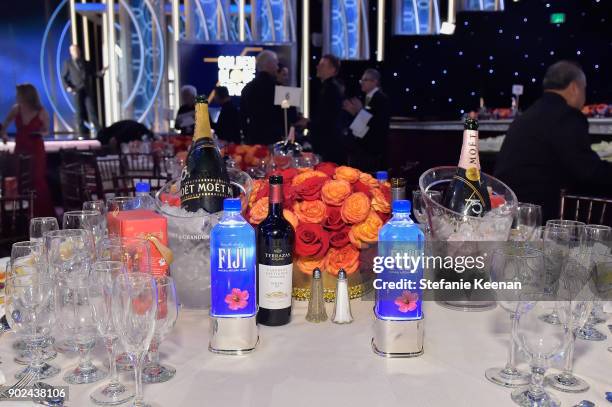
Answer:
[
  {"left": 62, "top": 44, "right": 101, "bottom": 136},
  {"left": 213, "top": 86, "right": 241, "bottom": 143},
  {"left": 343, "top": 68, "right": 390, "bottom": 172},
  {"left": 495, "top": 61, "right": 612, "bottom": 221},
  {"left": 240, "top": 50, "right": 285, "bottom": 145},
  {"left": 309, "top": 54, "right": 346, "bottom": 164}
]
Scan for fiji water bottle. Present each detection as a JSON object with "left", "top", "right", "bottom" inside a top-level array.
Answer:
[
  {"left": 134, "top": 181, "right": 155, "bottom": 209},
  {"left": 210, "top": 198, "right": 257, "bottom": 318},
  {"left": 375, "top": 200, "right": 425, "bottom": 321}
]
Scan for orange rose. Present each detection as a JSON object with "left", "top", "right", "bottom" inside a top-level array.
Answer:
[
  {"left": 283, "top": 209, "right": 299, "bottom": 230},
  {"left": 321, "top": 179, "right": 352, "bottom": 206},
  {"left": 371, "top": 188, "right": 391, "bottom": 214},
  {"left": 249, "top": 180, "right": 267, "bottom": 207},
  {"left": 296, "top": 256, "right": 325, "bottom": 275},
  {"left": 291, "top": 170, "right": 329, "bottom": 186},
  {"left": 348, "top": 228, "right": 368, "bottom": 249},
  {"left": 351, "top": 211, "right": 383, "bottom": 244},
  {"left": 293, "top": 200, "right": 327, "bottom": 224},
  {"left": 249, "top": 197, "right": 268, "bottom": 224},
  {"left": 334, "top": 166, "right": 361, "bottom": 183},
  {"left": 325, "top": 245, "right": 360, "bottom": 275},
  {"left": 359, "top": 172, "right": 379, "bottom": 188},
  {"left": 341, "top": 192, "right": 370, "bottom": 224}
]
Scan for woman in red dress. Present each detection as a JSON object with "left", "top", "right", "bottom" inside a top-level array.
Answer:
[{"left": 1, "top": 84, "right": 55, "bottom": 217}]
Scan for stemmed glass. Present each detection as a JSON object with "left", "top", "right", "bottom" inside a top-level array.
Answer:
[
  {"left": 576, "top": 224, "right": 611, "bottom": 341},
  {"left": 63, "top": 210, "right": 105, "bottom": 247},
  {"left": 83, "top": 200, "right": 108, "bottom": 237},
  {"left": 412, "top": 189, "right": 442, "bottom": 233},
  {"left": 510, "top": 203, "right": 542, "bottom": 242},
  {"left": 545, "top": 259, "right": 594, "bottom": 393},
  {"left": 112, "top": 273, "right": 158, "bottom": 407},
  {"left": 10, "top": 242, "right": 56, "bottom": 364},
  {"left": 89, "top": 261, "right": 135, "bottom": 405},
  {"left": 143, "top": 276, "right": 179, "bottom": 384},
  {"left": 5, "top": 273, "right": 60, "bottom": 380},
  {"left": 485, "top": 247, "right": 545, "bottom": 388},
  {"left": 96, "top": 237, "right": 151, "bottom": 274},
  {"left": 107, "top": 196, "right": 139, "bottom": 217},
  {"left": 55, "top": 274, "right": 107, "bottom": 384},
  {"left": 29, "top": 217, "right": 59, "bottom": 243},
  {"left": 510, "top": 296, "right": 571, "bottom": 407}
]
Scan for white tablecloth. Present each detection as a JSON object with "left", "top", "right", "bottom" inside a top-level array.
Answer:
[
  {"left": 1, "top": 296, "right": 611, "bottom": 407},
  {"left": 0, "top": 140, "right": 100, "bottom": 153}
]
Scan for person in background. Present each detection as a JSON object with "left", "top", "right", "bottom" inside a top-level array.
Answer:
[
  {"left": 97, "top": 120, "right": 154, "bottom": 153},
  {"left": 240, "top": 50, "right": 285, "bottom": 145},
  {"left": 495, "top": 60, "right": 612, "bottom": 221},
  {"left": 343, "top": 68, "right": 390, "bottom": 172},
  {"left": 276, "top": 62, "right": 290, "bottom": 86},
  {"left": 212, "top": 86, "right": 241, "bottom": 144},
  {"left": 0, "top": 84, "right": 55, "bottom": 217},
  {"left": 61, "top": 44, "right": 101, "bottom": 136},
  {"left": 309, "top": 54, "right": 346, "bottom": 164},
  {"left": 174, "top": 85, "right": 197, "bottom": 135}
]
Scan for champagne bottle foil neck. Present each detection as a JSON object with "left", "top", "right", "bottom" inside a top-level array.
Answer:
[
  {"left": 193, "top": 102, "right": 213, "bottom": 141},
  {"left": 458, "top": 129, "right": 481, "bottom": 171}
]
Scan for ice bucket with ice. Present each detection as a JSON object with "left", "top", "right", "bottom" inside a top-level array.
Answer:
[
  {"left": 419, "top": 166, "right": 517, "bottom": 311},
  {"left": 155, "top": 168, "right": 253, "bottom": 309}
]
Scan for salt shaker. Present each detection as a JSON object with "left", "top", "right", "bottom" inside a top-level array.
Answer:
[
  {"left": 331, "top": 269, "right": 353, "bottom": 324},
  {"left": 306, "top": 268, "right": 327, "bottom": 322}
]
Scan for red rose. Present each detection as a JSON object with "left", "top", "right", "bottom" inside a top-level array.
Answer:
[
  {"left": 254, "top": 182, "right": 270, "bottom": 202},
  {"left": 295, "top": 224, "right": 330, "bottom": 258},
  {"left": 254, "top": 145, "right": 269, "bottom": 159},
  {"left": 283, "top": 183, "right": 296, "bottom": 209},
  {"left": 329, "top": 226, "right": 351, "bottom": 248},
  {"left": 315, "top": 162, "right": 338, "bottom": 178},
  {"left": 352, "top": 180, "right": 372, "bottom": 198},
  {"left": 323, "top": 207, "right": 345, "bottom": 231},
  {"left": 227, "top": 143, "right": 237, "bottom": 155},
  {"left": 293, "top": 176, "right": 327, "bottom": 201}
]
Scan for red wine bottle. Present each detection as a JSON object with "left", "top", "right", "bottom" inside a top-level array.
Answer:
[
  {"left": 180, "top": 96, "right": 232, "bottom": 213},
  {"left": 442, "top": 118, "right": 491, "bottom": 217},
  {"left": 256, "top": 175, "right": 295, "bottom": 326}
]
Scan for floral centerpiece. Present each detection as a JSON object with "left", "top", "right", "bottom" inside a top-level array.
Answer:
[
  {"left": 246, "top": 162, "right": 391, "bottom": 301},
  {"left": 221, "top": 144, "right": 270, "bottom": 171}
]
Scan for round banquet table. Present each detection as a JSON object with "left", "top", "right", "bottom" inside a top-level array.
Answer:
[{"left": 0, "top": 266, "right": 611, "bottom": 406}]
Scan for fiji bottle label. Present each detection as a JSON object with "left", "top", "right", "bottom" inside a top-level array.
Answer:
[
  {"left": 375, "top": 241, "right": 423, "bottom": 321},
  {"left": 210, "top": 243, "right": 257, "bottom": 318}
]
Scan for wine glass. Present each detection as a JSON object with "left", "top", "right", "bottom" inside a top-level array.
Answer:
[
  {"left": 112, "top": 273, "right": 158, "bottom": 407},
  {"left": 143, "top": 276, "right": 179, "bottom": 384},
  {"left": 510, "top": 203, "right": 542, "bottom": 242},
  {"left": 510, "top": 295, "right": 571, "bottom": 407},
  {"left": 107, "top": 196, "right": 139, "bottom": 215},
  {"left": 44, "top": 229, "right": 95, "bottom": 279},
  {"left": 63, "top": 210, "right": 105, "bottom": 247},
  {"left": 55, "top": 274, "right": 107, "bottom": 384},
  {"left": 96, "top": 237, "right": 151, "bottom": 274},
  {"left": 545, "top": 259, "right": 595, "bottom": 393},
  {"left": 83, "top": 200, "right": 108, "bottom": 237},
  {"left": 485, "top": 246, "right": 545, "bottom": 388},
  {"left": 10, "top": 241, "right": 57, "bottom": 364},
  {"left": 5, "top": 273, "right": 60, "bottom": 380},
  {"left": 89, "top": 261, "right": 135, "bottom": 405},
  {"left": 576, "top": 224, "right": 611, "bottom": 341},
  {"left": 29, "top": 217, "right": 59, "bottom": 243}
]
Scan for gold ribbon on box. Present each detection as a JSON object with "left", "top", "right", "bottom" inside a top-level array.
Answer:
[{"left": 144, "top": 233, "right": 174, "bottom": 265}]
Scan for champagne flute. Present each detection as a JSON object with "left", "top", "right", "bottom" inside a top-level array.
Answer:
[
  {"left": 485, "top": 247, "right": 545, "bottom": 388},
  {"left": 29, "top": 217, "right": 59, "bottom": 243},
  {"left": 545, "top": 259, "right": 595, "bottom": 393},
  {"left": 5, "top": 273, "right": 60, "bottom": 380},
  {"left": 510, "top": 296, "right": 571, "bottom": 407},
  {"left": 56, "top": 274, "right": 107, "bottom": 385},
  {"left": 143, "top": 276, "right": 179, "bottom": 384},
  {"left": 510, "top": 203, "right": 542, "bottom": 242},
  {"left": 112, "top": 273, "right": 158, "bottom": 407},
  {"left": 89, "top": 261, "right": 135, "bottom": 405}
]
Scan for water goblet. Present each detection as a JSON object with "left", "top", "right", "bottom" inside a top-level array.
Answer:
[
  {"left": 510, "top": 203, "right": 542, "bottom": 242},
  {"left": 55, "top": 274, "right": 107, "bottom": 384},
  {"left": 538, "top": 224, "right": 572, "bottom": 325},
  {"left": 112, "top": 273, "right": 158, "bottom": 407},
  {"left": 96, "top": 237, "right": 151, "bottom": 274},
  {"left": 29, "top": 217, "right": 59, "bottom": 243},
  {"left": 510, "top": 295, "right": 571, "bottom": 407},
  {"left": 89, "top": 261, "right": 135, "bottom": 405},
  {"left": 143, "top": 276, "right": 179, "bottom": 384},
  {"left": 63, "top": 210, "right": 105, "bottom": 247},
  {"left": 485, "top": 246, "right": 545, "bottom": 388},
  {"left": 5, "top": 273, "right": 60, "bottom": 380}
]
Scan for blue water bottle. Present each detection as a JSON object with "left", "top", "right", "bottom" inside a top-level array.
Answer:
[{"left": 375, "top": 199, "right": 425, "bottom": 321}]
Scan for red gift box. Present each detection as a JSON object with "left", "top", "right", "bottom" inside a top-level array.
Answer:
[{"left": 107, "top": 209, "right": 170, "bottom": 277}]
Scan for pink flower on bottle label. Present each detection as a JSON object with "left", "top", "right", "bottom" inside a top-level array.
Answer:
[
  {"left": 225, "top": 288, "right": 249, "bottom": 310},
  {"left": 394, "top": 290, "right": 419, "bottom": 313}
]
